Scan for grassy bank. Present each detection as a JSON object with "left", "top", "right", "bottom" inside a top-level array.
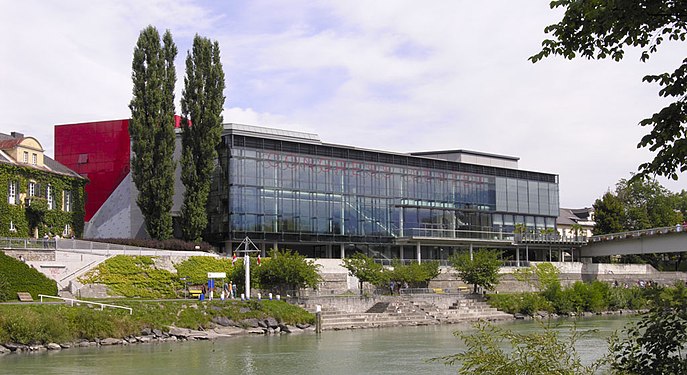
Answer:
[{"left": 0, "top": 299, "right": 314, "bottom": 345}]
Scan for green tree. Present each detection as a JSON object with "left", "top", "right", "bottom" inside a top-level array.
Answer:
[
  {"left": 435, "top": 321, "right": 605, "bottom": 375},
  {"left": 179, "top": 35, "right": 226, "bottom": 242},
  {"left": 616, "top": 177, "right": 681, "bottom": 230},
  {"left": 129, "top": 26, "right": 177, "bottom": 240},
  {"left": 593, "top": 191, "right": 625, "bottom": 235},
  {"left": 449, "top": 249, "right": 502, "bottom": 294},
  {"left": 341, "top": 253, "right": 387, "bottom": 294},
  {"left": 531, "top": 1, "right": 687, "bottom": 180},
  {"left": 387, "top": 260, "right": 440, "bottom": 289},
  {"left": 255, "top": 249, "right": 322, "bottom": 296},
  {"left": 610, "top": 282, "right": 687, "bottom": 374},
  {"left": 513, "top": 262, "right": 561, "bottom": 293}
]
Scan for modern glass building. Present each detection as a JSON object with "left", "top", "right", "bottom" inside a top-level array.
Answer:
[{"left": 207, "top": 124, "right": 560, "bottom": 261}]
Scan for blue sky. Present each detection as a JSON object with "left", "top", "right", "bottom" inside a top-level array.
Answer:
[{"left": 0, "top": 0, "right": 684, "bottom": 207}]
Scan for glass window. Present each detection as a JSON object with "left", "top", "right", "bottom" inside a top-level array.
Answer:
[
  {"left": 32, "top": 153, "right": 37, "bottom": 165},
  {"left": 28, "top": 182, "right": 35, "bottom": 197},
  {"left": 22, "top": 151, "right": 28, "bottom": 163},
  {"left": 8, "top": 181, "right": 16, "bottom": 205},
  {"left": 528, "top": 181, "right": 539, "bottom": 215},
  {"left": 47, "top": 185, "right": 53, "bottom": 210},
  {"left": 64, "top": 191, "right": 71, "bottom": 212}
]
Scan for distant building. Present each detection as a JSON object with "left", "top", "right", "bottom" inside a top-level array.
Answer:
[
  {"left": 0, "top": 131, "right": 86, "bottom": 238},
  {"left": 557, "top": 207, "right": 595, "bottom": 238},
  {"left": 55, "top": 120, "right": 562, "bottom": 262}
]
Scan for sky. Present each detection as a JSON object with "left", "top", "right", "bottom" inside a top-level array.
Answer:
[{"left": 0, "top": 0, "right": 684, "bottom": 208}]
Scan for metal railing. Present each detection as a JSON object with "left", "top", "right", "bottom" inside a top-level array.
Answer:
[
  {"left": 405, "top": 228, "right": 514, "bottom": 241},
  {"left": 38, "top": 294, "right": 133, "bottom": 314},
  {"left": 589, "top": 224, "right": 687, "bottom": 242},
  {"left": 0, "top": 237, "right": 56, "bottom": 249}
]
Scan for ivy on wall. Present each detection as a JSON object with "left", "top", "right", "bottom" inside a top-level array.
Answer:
[{"left": 0, "top": 164, "right": 86, "bottom": 238}]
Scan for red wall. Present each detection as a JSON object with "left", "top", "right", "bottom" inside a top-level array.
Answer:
[{"left": 54, "top": 119, "right": 131, "bottom": 221}]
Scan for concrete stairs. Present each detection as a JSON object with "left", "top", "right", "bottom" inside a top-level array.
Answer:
[
  {"left": 413, "top": 295, "right": 512, "bottom": 323},
  {"left": 314, "top": 300, "right": 438, "bottom": 330},
  {"left": 311, "top": 295, "right": 513, "bottom": 330}
]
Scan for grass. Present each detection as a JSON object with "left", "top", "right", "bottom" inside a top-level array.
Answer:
[{"left": 0, "top": 299, "right": 315, "bottom": 345}]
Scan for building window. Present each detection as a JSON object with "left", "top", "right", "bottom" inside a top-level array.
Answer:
[
  {"left": 9, "top": 221, "right": 16, "bottom": 233},
  {"left": 32, "top": 153, "right": 37, "bottom": 165},
  {"left": 8, "top": 181, "right": 17, "bottom": 205},
  {"left": 63, "top": 224, "right": 71, "bottom": 237},
  {"left": 22, "top": 151, "right": 28, "bottom": 163},
  {"left": 28, "top": 181, "right": 35, "bottom": 197},
  {"left": 64, "top": 191, "right": 71, "bottom": 212},
  {"left": 47, "top": 184, "right": 53, "bottom": 210}
]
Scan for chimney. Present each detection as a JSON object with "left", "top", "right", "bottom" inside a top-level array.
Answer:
[{"left": 10, "top": 132, "right": 24, "bottom": 138}]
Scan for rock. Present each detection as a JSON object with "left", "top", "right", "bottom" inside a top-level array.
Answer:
[
  {"left": 141, "top": 327, "right": 152, "bottom": 336},
  {"left": 265, "top": 317, "right": 279, "bottom": 329},
  {"left": 212, "top": 316, "right": 234, "bottom": 327},
  {"left": 514, "top": 313, "right": 526, "bottom": 320},
  {"left": 246, "top": 328, "right": 265, "bottom": 335},
  {"left": 46, "top": 343, "right": 62, "bottom": 350},
  {"left": 296, "top": 323, "right": 311, "bottom": 329},
  {"left": 257, "top": 320, "right": 267, "bottom": 328},
  {"left": 59, "top": 343, "right": 72, "bottom": 349},
  {"left": 240, "top": 318, "right": 260, "bottom": 328},
  {"left": 152, "top": 329, "right": 163, "bottom": 337},
  {"left": 279, "top": 324, "right": 292, "bottom": 333},
  {"left": 211, "top": 306, "right": 222, "bottom": 311},
  {"left": 29, "top": 345, "right": 46, "bottom": 351},
  {"left": 4, "top": 343, "right": 20, "bottom": 351},
  {"left": 267, "top": 328, "right": 275, "bottom": 334},
  {"left": 0, "top": 345, "right": 11, "bottom": 355},
  {"left": 138, "top": 336, "right": 151, "bottom": 343},
  {"left": 213, "top": 326, "right": 246, "bottom": 336},
  {"left": 100, "top": 338, "right": 122, "bottom": 346},
  {"left": 239, "top": 307, "right": 251, "bottom": 314},
  {"left": 169, "top": 327, "right": 209, "bottom": 339},
  {"left": 78, "top": 341, "right": 91, "bottom": 347}
]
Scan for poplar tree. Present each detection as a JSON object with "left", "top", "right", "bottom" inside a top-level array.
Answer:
[
  {"left": 129, "top": 26, "right": 177, "bottom": 240},
  {"left": 180, "top": 35, "right": 226, "bottom": 242}
]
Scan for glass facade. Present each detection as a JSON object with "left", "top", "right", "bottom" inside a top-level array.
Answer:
[{"left": 207, "top": 131, "right": 560, "bottom": 251}]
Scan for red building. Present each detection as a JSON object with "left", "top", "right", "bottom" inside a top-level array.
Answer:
[
  {"left": 55, "top": 119, "right": 131, "bottom": 222},
  {"left": 55, "top": 116, "right": 183, "bottom": 238}
]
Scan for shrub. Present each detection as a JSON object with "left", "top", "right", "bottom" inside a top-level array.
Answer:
[
  {"left": 79, "top": 255, "right": 178, "bottom": 298},
  {"left": 487, "top": 293, "right": 552, "bottom": 314},
  {"left": 83, "top": 238, "right": 216, "bottom": 252}
]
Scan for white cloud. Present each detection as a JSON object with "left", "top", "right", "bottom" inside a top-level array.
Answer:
[{"left": 0, "top": 0, "right": 684, "bottom": 209}]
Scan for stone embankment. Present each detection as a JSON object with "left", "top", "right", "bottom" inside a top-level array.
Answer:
[
  {"left": 306, "top": 294, "right": 513, "bottom": 330},
  {"left": 0, "top": 318, "right": 314, "bottom": 356}
]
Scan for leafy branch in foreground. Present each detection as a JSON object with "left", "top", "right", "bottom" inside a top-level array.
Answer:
[{"left": 434, "top": 321, "right": 606, "bottom": 375}]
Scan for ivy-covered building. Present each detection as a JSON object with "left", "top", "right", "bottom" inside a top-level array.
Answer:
[{"left": 0, "top": 132, "right": 86, "bottom": 238}]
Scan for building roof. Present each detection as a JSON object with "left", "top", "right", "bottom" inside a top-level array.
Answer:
[
  {"left": 410, "top": 149, "right": 520, "bottom": 162},
  {"left": 557, "top": 207, "right": 594, "bottom": 226},
  {"left": 0, "top": 132, "right": 86, "bottom": 180}
]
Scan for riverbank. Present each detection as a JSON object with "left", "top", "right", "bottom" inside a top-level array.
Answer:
[{"left": 0, "top": 299, "right": 315, "bottom": 355}]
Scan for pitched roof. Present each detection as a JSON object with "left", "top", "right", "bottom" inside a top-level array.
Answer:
[{"left": 0, "top": 132, "right": 86, "bottom": 180}]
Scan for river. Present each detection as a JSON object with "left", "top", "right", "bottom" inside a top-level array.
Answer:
[{"left": 0, "top": 315, "right": 633, "bottom": 375}]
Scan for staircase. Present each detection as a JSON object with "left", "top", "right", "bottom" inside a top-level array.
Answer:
[
  {"left": 413, "top": 295, "right": 512, "bottom": 323},
  {"left": 311, "top": 295, "right": 512, "bottom": 330}
]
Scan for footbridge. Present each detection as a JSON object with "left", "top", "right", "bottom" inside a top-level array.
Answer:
[{"left": 580, "top": 225, "right": 687, "bottom": 257}]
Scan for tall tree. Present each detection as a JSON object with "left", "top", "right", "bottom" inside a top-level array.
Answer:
[
  {"left": 129, "top": 26, "right": 177, "bottom": 240},
  {"left": 449, "top": 249, "right": 502, "bottom": 294},
  {"left": 592, "top": 191, "right": 626, "bottom": 235},
  {"left": 531, "top": 1, "right": 687, "bottom": 180},
  {"left": 341, "top": 253, "right": 387, "bottom": 294},
  {"left": 180, "top": 35, "right": 226, "bottom": 242}
]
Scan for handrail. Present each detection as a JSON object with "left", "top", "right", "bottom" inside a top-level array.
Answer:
[{"left": 38, "top": 294, "right": 132, "bottom": 315}]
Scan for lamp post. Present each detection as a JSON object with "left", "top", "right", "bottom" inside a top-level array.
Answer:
[{"left": 235, "top": 237, "right": 260, "bottom": 299}]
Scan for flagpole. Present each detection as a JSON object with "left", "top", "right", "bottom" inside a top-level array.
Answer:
[{"left": 244, "top": 238, "right": 251, "bottom": 299}]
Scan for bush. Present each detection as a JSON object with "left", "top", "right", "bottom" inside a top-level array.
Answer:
[
  {"left": 0, "top": 251, "right": 57, "bottom": 301},
  {"left": 83, "top": 238, "right": 216, "bottom": 252},
  {"left": 487, "top": 293, "right": 552, "bottom": 314},
  {"left": 79, "top": 255, "right": 178, "bottom": 298}
]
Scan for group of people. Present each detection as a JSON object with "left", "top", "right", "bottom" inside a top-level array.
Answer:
[
  {"left": 389, "top": 280, "right": 409, "bottom": 295},
  {"left": 199, "top": 281, "right": 237, "bottom": 301}
]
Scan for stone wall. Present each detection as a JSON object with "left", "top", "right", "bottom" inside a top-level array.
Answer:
[{"left": 3, "top": 250, "right": 55, "bottom": 262}]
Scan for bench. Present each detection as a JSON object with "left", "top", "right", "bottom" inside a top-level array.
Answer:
[
  {"left": 17, "top": 292, "right": 34, "bottom": 302},
  {"left": 188, "top": 289, "right": 203, "bottom": 298},
  {"left": 432, "top": 288, "right": 444, "bottom": 294}
]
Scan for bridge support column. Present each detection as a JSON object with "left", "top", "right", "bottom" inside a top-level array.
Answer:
[
  {"left": 469, "top": 243, "right": 473, "bottom": 261},
  {"left": 416, "top": 243, "right": 421, "bottom": 264},
  {"left": 340, "top": 244, "right": 345, "bottom": 259},
  {"left": 399, "top": 245, "right": 404, "bottom": 262},
  {"left": 516, "top": 246, "right": 520, "bottom": 267}
]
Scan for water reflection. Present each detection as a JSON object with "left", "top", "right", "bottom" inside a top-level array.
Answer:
[{"left": 0, "top": 316, "right": 634, "bottom": 375}]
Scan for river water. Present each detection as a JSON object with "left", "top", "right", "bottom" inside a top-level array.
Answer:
[{"left": 0, "top": 316, "right": 633, "bottom": 375}]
